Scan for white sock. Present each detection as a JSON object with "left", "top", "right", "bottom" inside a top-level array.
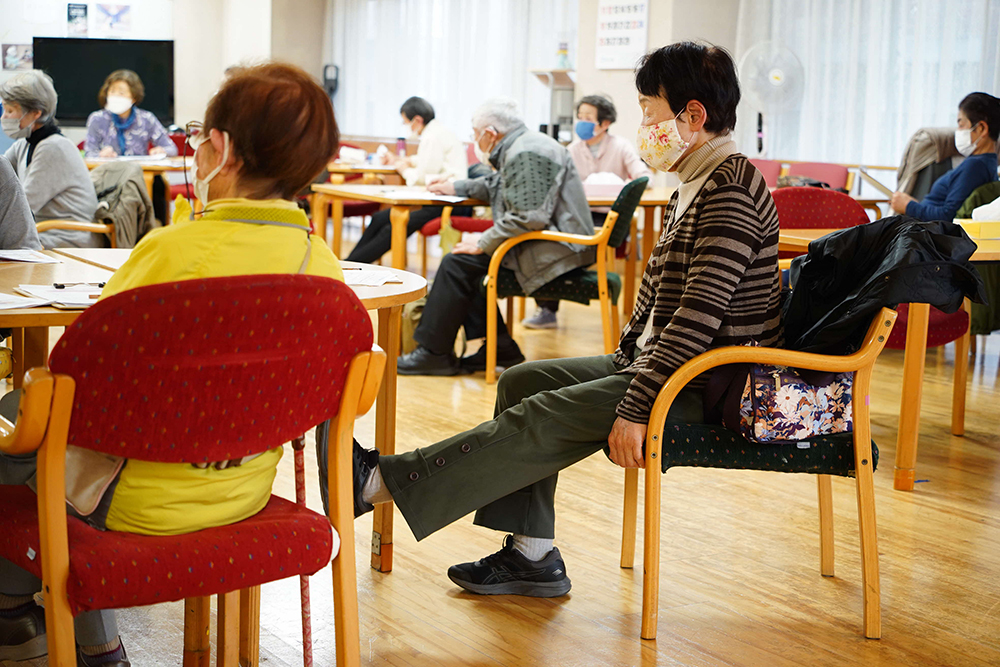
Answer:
[
  {"left": 512, "top": 534, "right": 553, "bottom": 561},
  {"left": 361, "top": 465, "right": 392, "bottom": 504}
]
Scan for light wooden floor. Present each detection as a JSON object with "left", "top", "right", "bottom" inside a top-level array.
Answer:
[{"left": 6, "top": 257, "right": 1000, "bottom": 666}]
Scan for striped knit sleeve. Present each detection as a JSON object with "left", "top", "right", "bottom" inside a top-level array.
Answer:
[{"left": 615, "top": 182, "right": 766, "bottom": 423}]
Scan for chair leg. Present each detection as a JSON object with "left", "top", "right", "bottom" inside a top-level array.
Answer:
[
  {"left": 486, "top": 281, "right": 498, "bottom": 385},
  {"left": 817, "top": 475, "right": 835, "bottom": 577},
  {"left": 217, "top": 590, "right": 241, "bottom": 667},
  {"left": 517, "top": 296, "right": 526, "bottom": 323},
  {"left": 418, "top": 234, "right": 428, "bottom": 278},
  {"left": 239, "top": 586, "right": 261, "bottom": 667},
  {"left": 506, "top": 298, "right": 515, "bottom": 337},
  {"left": 641, "top": 460, "right": 661, "bottom": 640},
  {"left": 183, "top": 597, "right": 212, "bottom": 667},
  {"left": 620, "top": 467, "right": 638, "bottom": 569},
  {"left": 951, "top": 298, "right": 971, "bottom": 436},
  {"left": 852, "top": 368, "right": 881, "bottom": 639}
]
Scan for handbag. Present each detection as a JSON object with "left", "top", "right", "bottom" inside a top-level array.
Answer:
[{"left": 738, "top": 365, "right": 854, "bottom": 444}]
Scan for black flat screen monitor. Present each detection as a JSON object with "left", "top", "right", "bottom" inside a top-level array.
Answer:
[{"left": 32, "top": 37, "right": 174, "bottom": 127}]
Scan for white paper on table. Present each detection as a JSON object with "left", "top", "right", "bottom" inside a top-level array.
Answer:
[
  {"left": 0, "top": 293, "right": 53, "bottom": 310},
  {"left": 16, "top": 284, "right": 103, "bottom": 308},
  {"left": 0, "top": 250, "right": 61, "bottom": 264},
  {"left": 342, "top": 269, "right": 401, "bottom": 287},
  {"left": 378, "top": 189, "right": 467, "bottom": 204}
]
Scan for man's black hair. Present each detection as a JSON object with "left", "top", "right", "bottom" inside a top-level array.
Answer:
[
  {"left": 400, "top": 96, "right": 435, "bottom": 124},
  {"left": 635, "top": 42, "right": 740, "bottom": 133},
  {"left": 576, "top": 94, "right": 617, "bottom": 125},
  {"left": 959, "top": 92, "right": 1000, "bottom": 141}
]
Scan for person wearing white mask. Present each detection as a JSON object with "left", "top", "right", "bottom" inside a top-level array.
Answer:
[
  {"left": 83, "top": 70, "right": 177, "bottom": 159},
  {"left": 344, "top": 43, "right": 781, "bottom": 599},
  {"left": 0, "top": 70, "right": 102, "bottom": 248},
  {"left": 891, "top": 92, "right": 999, "bottom": 221}
]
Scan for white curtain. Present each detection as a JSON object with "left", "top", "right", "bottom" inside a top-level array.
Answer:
[
  {"left": 734, "top": 0, "right": 1000, "bottom": 167},
  {"left": 326, "top": 0, "right": 578, "bottom": 140}
]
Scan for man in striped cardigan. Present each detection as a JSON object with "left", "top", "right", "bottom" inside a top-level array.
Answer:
[{"left": 350, "top": 42, "right": 783, "bottom": 598}]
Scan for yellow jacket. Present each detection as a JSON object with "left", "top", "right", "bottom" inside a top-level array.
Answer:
[{"left": 100, "top": 196, "right": 344, "bottom": 535}]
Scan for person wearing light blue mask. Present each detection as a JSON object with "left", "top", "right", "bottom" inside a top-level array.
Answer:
[{"left": 524, "top": 94, "right": 651, "bottom": 330}]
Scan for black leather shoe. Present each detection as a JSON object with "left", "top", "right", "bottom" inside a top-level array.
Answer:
[
  {"left": 460, "top": 342, "right": 525, "bottom": 373},
  {"left": 448, "top": 535, "right": 572, "bottom": 597},
  {"left": 0, "top": 604, "right": 47, "bottom": 661},
  {"left": 353, "top": 440, "right": 379, "bottom": 518},
  {"left": 397, "top": 346, "right": 466, "bottom": 376},
  {"left": 77, "top": 646, "right": 130, "bottom": 667}
]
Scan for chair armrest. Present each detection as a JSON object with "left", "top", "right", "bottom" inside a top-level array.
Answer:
[
  {"left": 0, "top": 368, "right": 55, "bottom": 455},
  {"left": 357, "top": 345, "right": 386, "bottom": 416},
  {"left": 36, "top": 220, "right": 113, "bottom": 235},
  {"left": 643, "top": 308, "right": 897, "bottom": 464},
  {"left": 487, "top": 229, "right": 605, "bottom": 277}
]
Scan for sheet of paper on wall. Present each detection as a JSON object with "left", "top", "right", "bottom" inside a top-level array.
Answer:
[
  {"left": 0, "top": 250, "right": 61, "bottom": 264},
  {"left": 342, "top": 270, "right": 401, "bottom": 287}
]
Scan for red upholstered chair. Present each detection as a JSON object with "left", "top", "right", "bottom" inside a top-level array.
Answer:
[
  {"left": 749, "top": 158, "right": 782, "bottom": 188},
  {"left": 772, "top": 186, "right": 869, "bottom": 261},
  {"left": 417, "top": 206, "right": 494, "bottom": 277},
  {"left": 0, "top": 275, "right": 384, "bottom": 667},
  {"left": 786, "top": 161, "right": 854, "bottom": 192}
]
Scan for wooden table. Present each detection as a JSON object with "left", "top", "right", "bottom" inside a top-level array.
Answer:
[
  {"left": 586, "top": 186, "right": 675, "bottom": 315},
  {"left": 328, "top": 162, "right": 399, "bottom": 179},
  {"left": 778, "top": 226, "right": 1000, "bottom": 491},
  {"left": 310, "top": 184, "right": 480, "bottom": 267},
  {"left": 9, "top": 251, "right": 426, "bottom": 572},
  {"left": 853, "top": 197, "right": 888, "bottom": 220}
]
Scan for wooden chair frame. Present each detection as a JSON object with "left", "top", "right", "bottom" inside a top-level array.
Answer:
[
  {"left": 483, "top": 210, "right": 622, "bottom": 384},
  {"left": 621, "top": 308, "right": 897, "bottom": 642},
  {"left": 36, "top": 220, "right": 117, "bottom": 248},
  {"left": 0, "top": 347, "right": 385, "bottom": 667}
]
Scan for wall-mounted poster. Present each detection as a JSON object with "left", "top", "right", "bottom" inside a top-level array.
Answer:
[
  {"left": 594, "top": 1, "right": 649, "bottom": 70},
  {"left": 68, "top": 3, "right": 88, "bottom": 36},
  {"left": 96, "top": 4, "right": 132, "bottom": 34},
  {"left": 2, "top": 45, "right": 33, "bottom": 71}
]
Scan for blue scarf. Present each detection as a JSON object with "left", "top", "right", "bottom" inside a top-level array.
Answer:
[{"left": 110, "top": 107, "right": 136, "bottom": 155}]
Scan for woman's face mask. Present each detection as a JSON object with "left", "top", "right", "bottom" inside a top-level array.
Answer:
[
  {"left": 575, "top": 120, "right": 596, "bottom": 141},
  {"left": 955, "top": 121, "right": 983, "bottom": 157},
  {"left": 1, "top": 104, "right": 35, "bottom": 139},
  {"left": 105, "top": 94, "right": 133, "bottom": 116},
  {"left": 637, "top": 110, "right": 694, "bottom": 172},
  {"left": 473, "top": 127, "right": 497, "bottom": 165},
  {"left": 190, "top": 129, "right": 230, "bottom": 207}
]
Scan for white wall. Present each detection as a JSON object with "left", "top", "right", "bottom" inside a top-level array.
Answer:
[{"left": 272, "top": 0, "right": 327, "bottom": 80}]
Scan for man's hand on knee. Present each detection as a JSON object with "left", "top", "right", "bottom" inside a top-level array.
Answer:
[{"left": 608, "top": 417, "right": 647, "bottom": 468}]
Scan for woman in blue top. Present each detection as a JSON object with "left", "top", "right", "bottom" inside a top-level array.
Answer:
[
  {"left": 891, "top": 92, "right": 999, "bottom": 221},
  {"left": 84, "top": 70, "right": 177, "bottom": 158}
]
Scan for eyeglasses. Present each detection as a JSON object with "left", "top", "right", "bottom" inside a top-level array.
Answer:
[{"left": 185, "top": 121, "right": 208, "bottom": 150}]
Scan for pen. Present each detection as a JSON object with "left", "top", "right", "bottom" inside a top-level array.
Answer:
[{"left": 53, "top": 282, "right": 106, "bottom": 289}]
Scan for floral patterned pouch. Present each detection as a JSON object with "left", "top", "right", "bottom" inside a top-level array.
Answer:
[{"left": 738, "top": 365, "right": 854, "bottom": 444}]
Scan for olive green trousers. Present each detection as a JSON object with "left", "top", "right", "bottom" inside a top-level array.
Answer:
[{"left": 379, "top": 355, "right": 703, "bottom": 541}]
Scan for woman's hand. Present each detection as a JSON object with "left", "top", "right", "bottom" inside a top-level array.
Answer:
[
  {"left": 608, "top": 417, "right": 647, "bottom": 468},
  {"left": 890, "top": 191, "right": 915, "bottom": 214},
  {"left": 451, "top": 240, "right": 482, "bottom": 255},
  {"left": 428, "top": 181, "right": 456, "bottom": 195},
  {"left": 149, "top": 146, "right": 166, "bottom": 156},
  {"left": 98, "top": 146, "right": 117, "bottom": 158}
]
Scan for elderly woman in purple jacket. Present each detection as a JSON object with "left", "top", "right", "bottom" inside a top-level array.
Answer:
[{"left": 84, "top": 70, "right": 177, "bottom": 158}]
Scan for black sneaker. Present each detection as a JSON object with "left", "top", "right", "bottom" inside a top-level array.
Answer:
[
  {"left": 460, "top": 342, "right": 526, "bottom": 373},
  {"left": 397, "top": 346, "right": 466, "bottom": 376},
  {"left": 77, "top": 642, "right": 130, "bottom": 666},
  {"left": 0, "top": 603, "right": 47, "bottom": 661},
  {"left": 447, "top": 535, "right": 572, "bottom": 597},
  {"left": 353, "top": 440, "right": 379, "bottom": 518}
]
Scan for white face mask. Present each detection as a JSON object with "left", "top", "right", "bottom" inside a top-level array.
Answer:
[
  {"left": 636, "top": 113, "right": 694, "bottom": 172},
  {"left": 473, "top": 128, "right": 495, "bottom": 165},
  {"left": 105, "top": 94, "right": 133, "bottom": 115},
  {"left": 1, "top": 115, "right": 30, "bottom": 140},
  {"left": 192, "top": 131, "right": 230, "bottom": 208},
  {"left": 955, "top": 127, "right": 977, "bottom": 157}
]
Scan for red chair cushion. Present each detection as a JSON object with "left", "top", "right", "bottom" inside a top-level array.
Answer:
[
  {"left": 420, "top": 218, "right": 442, "bottom": 236},
  {"left": 169, "top": 183, "right": 193, "bottom": 200},
  {"left": 772, "top": 187, "right": 870, "bottom": 260},
  {"left": 450, "top": 217, "right": 493, "bottom": 233},
  {"left": 885, "top": 304, "right": 970, "bottom": 349},
  {"left": 0, "top": 486, "right": 333, "bottom": 615},
  {"left": 343, "top": 201, "right": 381, "bottom": 217},
  {"left": 749, "top": 158, "right": 782, "bottom": 188},
  {"left": 786, "top": 162, "right": 850, "bottom": 191}
]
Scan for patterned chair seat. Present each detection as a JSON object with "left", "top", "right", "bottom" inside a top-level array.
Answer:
[
  {"left": 641, "top": 424, "right": 878, "bottom": 476},
  {"left": 487, "top": 266, "right": 623, "bottom": 306},
  {"left": 0, "top": 486, "right": 335, "bottom": 615},
  {"left": 887, "top": 303, "right": 969, "bottom": 349}
]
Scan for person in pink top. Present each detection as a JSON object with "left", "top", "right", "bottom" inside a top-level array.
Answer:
[{"left": 523, "top": 94, "right": 652, "bottom": 329}]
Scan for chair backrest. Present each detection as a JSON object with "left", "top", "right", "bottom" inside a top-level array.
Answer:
[
  {"left": 749, "top": 158, "right": 782, "bottom": 188},
  {"left": 772, "top": 186, "right": 869, "bottom": 229},
  {"left": 607, "top": 176, "right": 649, "bottom": 248},
  {"left": 167, "top": 133, "right": 187, "bottom": 155},
  {"left": 48, "top": 275, "right": 373, "bottom": 464},
  {"left": 787, "top": 162, "right": 850, "bottom": 191}
]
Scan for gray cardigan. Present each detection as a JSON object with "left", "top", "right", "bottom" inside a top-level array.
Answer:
[
  {"left": 4, "top": 133, "right": 101, "bottom": 248},
  {"left": 0, "top": 156, "right": 42, "bottom": 249},
  {"left": 454, "top": 124, "right": 596, "bottom": 293}
]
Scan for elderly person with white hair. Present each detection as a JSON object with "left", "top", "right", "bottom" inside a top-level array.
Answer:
[
  {"left": 1, "top": 70, "right": 101, "bottom": 248},
  {"left": 397, "top": 97, "right": 595, "bottom": 375}
]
